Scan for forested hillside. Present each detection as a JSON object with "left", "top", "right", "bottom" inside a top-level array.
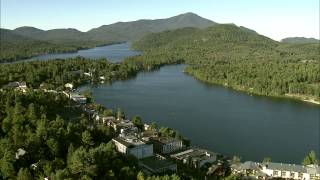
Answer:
[
  {"left": 0, "top": 29, "right": 111, "bottom": 63},
  {"left": 0, "top": 13, "right": 216, "bottom": 63},
  {"left": 133, "top": 24, "right": 320, "bottom": 102}
]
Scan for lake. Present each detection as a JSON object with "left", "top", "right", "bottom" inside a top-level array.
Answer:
[
  {"left": 24, "top": 42, "right": 319, "bottom": 163},
  {"left": 78, "top": 64, "right": 320, "bottom": 164},
  {"left": 23, "top": 42, "right": 142, "bottom": 63}
]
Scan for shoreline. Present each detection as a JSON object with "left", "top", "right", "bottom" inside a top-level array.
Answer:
[
  {"left": 184, "top": 70, "right": 320, "bottom": 106},
  {"left": 0, "top": 41, "right": 123, "bottom": 64}
]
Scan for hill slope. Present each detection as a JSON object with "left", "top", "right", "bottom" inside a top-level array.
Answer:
[
  {"left": 87, "top": 12, "right": 216, "bottom": 41},
  {"left": 132, "top": 24, "right": 320, "bottom": 102}
]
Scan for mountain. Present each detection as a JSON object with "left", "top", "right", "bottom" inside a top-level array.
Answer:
[
  {"left": 281, "top": 37, "right": 319, "bottom": 44},
  {"left": 86, "top": 12, "right": 216, "bottom": 41},
  {"left": 10, "top": 12, "right": 216, "bottom": 43},
  {"left": 13, "top": 27, "right": 88, "bottom": 41}
]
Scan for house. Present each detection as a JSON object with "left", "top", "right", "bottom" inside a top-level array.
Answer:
[
  {"left": 139, "top": 154, "right": 177, "bottom": 174},
  {"left": 230, "top": 161, "right": 262, "bottom": 177},
  {"left": 95, "top": 116, "right": 115, "bottom": 125},
  {"left": 108, "top": 119, "right": 135, "bottom": 132},
  {"left": 141, "top": 130, "right": 158, "bottom": 142},
  {"left": 3, "top": 82, "right": 28, "bottom": 92},
  {"left": 17, "top": 82, "right": 27, "bottom": 92},
  {"left": 261, "top": 162, "right": 320, "bottom": 180},
  {"left": 112, "top": 135, "right": 153, "bottom": 159},
  {"left": 171, "top": 148, "right": 219, "bottom": 168},
  {"left": 230, "top": 161, "right": 320, "bottom": 180},
  {"left": 65, "top": 83, "right": 74, "bottom": 90},
  {"left": 151, "top": 137, "right": 183, "bottom": 154},
  {"left": 70, "top": 93, "right": 87, "bottom": 104},
  {"left": 15, "top": 148, "right": 26, "bottom": 159}
]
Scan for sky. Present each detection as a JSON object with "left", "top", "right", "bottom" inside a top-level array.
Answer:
[{"left": 0, "top": 0, "right": 319, "bottom": 40}]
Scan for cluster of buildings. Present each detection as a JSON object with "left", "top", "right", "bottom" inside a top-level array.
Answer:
[
  {"left": 3, "top": 81, "right": 319, "bottom": 179},
  {"left": 231, "top": 161, "right": 320, "bottom": 180},
  {"left": 90, "top": 111, "right": 224, "bottom": 175}
]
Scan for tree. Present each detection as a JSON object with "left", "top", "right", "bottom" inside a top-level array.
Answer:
[
  {"left": 262, "top": 157, "right": 272, "bottom": 163},
  {"left": 17, "top": 168, "right": 32, "bottom": 180},
  {"left": 132, "top": 116, "right": 143, "bottom": 130},
  {"left": 302, "top": 150, "right": 319, "bottom": 165},
  {"left": 82, "top": 131, "right": 94, "bottom": 147},
  {"left": 150, "top": 122, "right": 158, "bottom": 130}
]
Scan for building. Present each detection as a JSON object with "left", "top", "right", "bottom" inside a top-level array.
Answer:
[
  {"left": 151, "top": 137, "right": 183, "bottom": 154},
  {"left": 70, "top": 93, "right": 87, "bottom": 104},
  {"left": 230, "top": 161, "right": 264, "bottom": 178},
  {"left": 3, "top": 81, "right": 28, "bottom": 92},
  {"left": 171, "top": 148, "right": 219, "bottom": 168},
  {"left": 139, "top": 155, "right": 177, "bottom": 174},
  {"left": 15, "top": 148, "right": 26, "bottom": 159},
  {"left": 231, "top": 161, "right": 320, "bottom": 180},
  {"left": 64, "top": 83, "right": 74, "bottom": 90},
  {"left": 261, "top": 162, "right": 320, "bottom": 180},
  {"left": 107, "top": 119, "right": 135, "bottom": 132},
  {"left": 112, "top": 135, "right": 153, "bottom": 159}
]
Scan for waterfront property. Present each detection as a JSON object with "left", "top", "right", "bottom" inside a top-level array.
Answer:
[
  {"left": 151, "top": 137, "right": 183, "bottom": 154},
  {"left": 171, "top": 148, "right": 219, "bottom": 168},
  {"left": 139, "top": 155, "right": 177, "bottom": 174},
  {"left": 231, "top": 161, "right": 320, "bottom": 180},
  {"left": 112, "top": 135, "right": 153, "bottom": 159},
  {"left": 69, "top": 93, "right": 87, "bottom": 104}
]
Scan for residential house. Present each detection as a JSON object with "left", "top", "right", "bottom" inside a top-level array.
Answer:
[
  {"left": 171, "top": 148, "right": 219, "bottom": 168},
  {"left": 65, "top": 83, "right": 74, "bottom": 90},
  {"left": 151, "top": 137, "right": 183, "bottom": 154},
  {"left": 112, "top": 135, "right": 153, "bottom": 159},
  {"left": 70, "top": 93, "right": 87, "bottom": 104},
  {"left": 261, "top": 162, "right": 320, "bottom": 180}
]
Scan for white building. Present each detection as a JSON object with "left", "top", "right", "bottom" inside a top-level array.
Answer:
[
  {"left": 70, "top": 93, "right": 87, "bottom": 104},
  {"left": 231, "top": 161, "right": 320, "bottom": 180},
  {"left": 261, "top": 162, "right": 320, "bottom": 180},
  {"left": 64, "top": 83, "right": 74, "bottom": 90},
  {"left": 112, "top": 135, "right": 153, "bottom": 159}
]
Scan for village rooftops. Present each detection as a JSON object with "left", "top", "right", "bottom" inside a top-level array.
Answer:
[
  {"left": 172, "top": 148, "right": 219, "bottom": 160},
  {"left": 139, "top": 155, "right": 177, "bottom": 174},
  {"left": 263, "top": 162, "right": 306, "bottom": 173},
  {"left": 151, "top": 137, "right": 181, "bottom": 144},
  {"left": 113, "top": 135, "right": 147, "bottom": 148}
]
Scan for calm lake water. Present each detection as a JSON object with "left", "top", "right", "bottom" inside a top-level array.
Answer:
[
  {"left": 78, "top": 64, "right": 320, "bottom": 164},
  {"left": 20, "top": 42, "right": 319, "bottom": 163},
  {"left": 23, "top": 42, "right": 141, "bottom": 63}
]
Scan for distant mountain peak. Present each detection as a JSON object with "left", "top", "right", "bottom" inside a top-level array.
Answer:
[{"left": 281, "top": 37, "right": 319, "bottom": 44}]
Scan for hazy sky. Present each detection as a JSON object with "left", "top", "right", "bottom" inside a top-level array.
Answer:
[{"left": 1, "top": 0, "right": 319, "bottom": 40}]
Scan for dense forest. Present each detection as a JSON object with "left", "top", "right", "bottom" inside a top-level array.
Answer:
[
  {"left": 0, "top": 89, "right": 184, "bottom": 179},
  {"left": 0, "top": 28, "right": 112, "bottom": 63},
  {"left": 133, "top": 24, "right": 320, "bottom": 101},
  {"left": 0, "top": 56, "right": 181, "bottom": 90}
]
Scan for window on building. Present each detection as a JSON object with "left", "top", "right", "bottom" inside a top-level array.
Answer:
[
  {"left": 290, "top": 172, "right": 295, "bottom": 177},
  {"left": 281, "top": 171, "right": 286, "bottom": 177},
  {"left": 273, "top": 171, "right": 279, "bottom": 176}
]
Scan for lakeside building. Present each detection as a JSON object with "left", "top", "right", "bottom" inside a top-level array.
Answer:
[
  {"left": 231, "top": 161, "right": 320, "bottom": 180},
  {"left": 70, "top": 93, "right": 87, "bottom": 104},
  {"left": 139, "top": 154, "right": 177, "bottom": 174},
  {"left": 171, "top": 148, "right": 219, "bottom": 168},
  {"left": 150, "top": 137, "right": 183, "bottom": 154},
  {"left": 112, "top": 135, "right": 153, "bottom": 159}
]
